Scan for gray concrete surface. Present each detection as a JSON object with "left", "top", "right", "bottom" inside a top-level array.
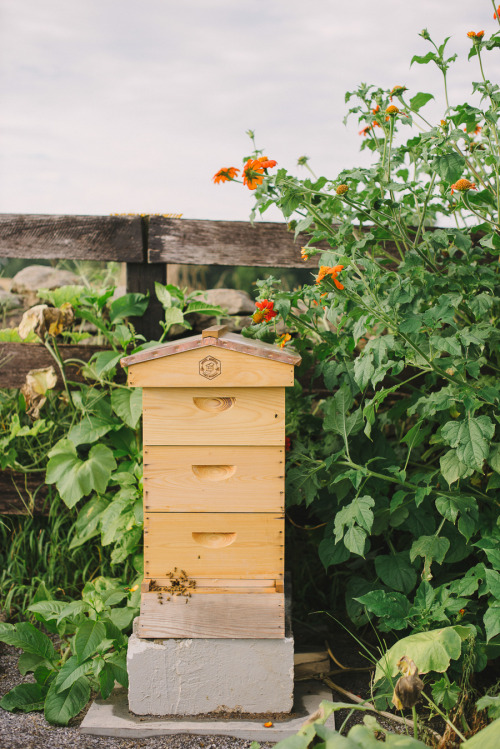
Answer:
[
  {"left": 127, "top": 625, "right": 295, "bottom": 715},
  {"left": 81, "top": 681, "right": 335, "bottom": 741}
]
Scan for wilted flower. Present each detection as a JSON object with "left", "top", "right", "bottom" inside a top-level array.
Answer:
[
  {"left": 18, "top": 303, "right": 74, "bottom": 341},
  {"left": 390, "top": 85, "right": 408, "bottom": 101},
  {"left": 392, "top": 657, "right": 424, "bottom": 710},
  {"left": 336, "top": 184, "right": 349, "bottom": 196},
  {"left": 21, "top": 366, "right": 58, "bottom": 420},
  {"left": 297, "top": 155, "right": 310, "bottom": 166}
]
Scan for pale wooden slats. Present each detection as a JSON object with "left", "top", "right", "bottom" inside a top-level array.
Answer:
[
  {"left": 138, "top": 591, "right": 285, "bottom": 638},
  {"left": 127, "top": 346, "right": 295, "bottom": 388},
  {"left": 142, "top": 388, "right": 285, "bottom": 446},
  {"left": 144, "top": 445, "right": 284, "bottom": 512},
  {"left": 144, "top": 512, "right": 284, "bottom": 579}
]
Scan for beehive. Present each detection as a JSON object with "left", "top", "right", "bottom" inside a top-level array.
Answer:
[{"left": 121, "top": 325, "right": 301, "bottom": 639}]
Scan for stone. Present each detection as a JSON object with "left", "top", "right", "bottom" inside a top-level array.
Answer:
[
  {"left": 197, "top": 289, "right": 255, "bottom": 316},
  {"left": 80, "top": 681, "right": 335, "bottom": 741},
  {"left": 0, "top": 289, "right": 22, "bottom": 309},
  {"left": 127, "top": 617, "right": 294, "bottom": 716},
  {"left": 10, "top": 265, "right": 79, "bottom": 295}
]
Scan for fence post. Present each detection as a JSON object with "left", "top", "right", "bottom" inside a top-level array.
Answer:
[{"left": 126, "top": 216, "right": 166, "bottom": 342}]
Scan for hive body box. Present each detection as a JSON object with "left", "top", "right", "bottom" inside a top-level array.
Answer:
[{"left": 121, "top": 325, "right": 301, "bottom": 639}]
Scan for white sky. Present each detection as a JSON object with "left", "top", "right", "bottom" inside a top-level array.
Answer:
[{"left": 0, "top": 1, "right": 495, "bottom": 222}]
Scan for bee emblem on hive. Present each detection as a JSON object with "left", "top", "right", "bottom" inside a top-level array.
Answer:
[{"left": 199, "top": 355, "right": 221, "bottom": 380}]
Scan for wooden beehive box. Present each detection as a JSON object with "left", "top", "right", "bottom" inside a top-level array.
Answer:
[{"left": 121, "top": 325, "right": 301, "bottom": 639}]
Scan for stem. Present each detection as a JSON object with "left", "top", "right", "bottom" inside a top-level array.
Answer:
[
  {"left": 421, "top": 692, "right": 466, "bottom": 742},
  {"left": 44, "top": 338, "right": 75, "bottom": 410},
  {"left": 412, "top": 705, "right": 418, "bottom": 741}
]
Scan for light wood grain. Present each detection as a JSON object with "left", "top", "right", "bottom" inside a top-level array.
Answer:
[
  {"left": 142, "top": 387, "right": 285, "bottom": 446},
  {"left": 143, "top": 577, "right": 280, "bottom": 592},
  {"left": 143, "top": 446, "right": 284, "bottom": 512},
  {"left": 138, "top": 591, "right": 284, "bottom": 638},
  {"left": 128, "top": 346, "right": 295, "bottom": 387},
  {"left": 144, "top": 512, "right": 284, "bottom": 579}
]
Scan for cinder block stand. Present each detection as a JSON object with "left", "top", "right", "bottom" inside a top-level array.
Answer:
[{"left": 127, "top": 617, "right": 294, "bottom": 715}]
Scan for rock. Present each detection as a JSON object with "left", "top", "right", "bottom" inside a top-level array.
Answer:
[
  {"left": 0, "top": 290, "right": 22, "bottom": 309},
  {"left": 10, "top": 265, "right": 79, "bottom": 296},
  {"left": 197, "top": 288, "right": 255, "bottom": 315}
]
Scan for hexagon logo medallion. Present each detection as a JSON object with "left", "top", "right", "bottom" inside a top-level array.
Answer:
[{"left": 199, "top": 355, "right": 222, "bottom": 380}]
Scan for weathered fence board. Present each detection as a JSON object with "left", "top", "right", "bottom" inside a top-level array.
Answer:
[
  {"left": 0, "top": 343, "right": 125, "bottom": 388},
  {"left": 0, "top": 471, "right": 48, "bottom": 515},
  {"left": 148, "top": 217, "right": 326, "bottom": 267},
  {"left": 0, "top": 214, "right": 143, "bottom": 261}
]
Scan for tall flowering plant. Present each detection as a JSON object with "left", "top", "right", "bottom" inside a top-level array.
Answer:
[{"left": 215, "top": 3, "right": 500, "bottom": 703}]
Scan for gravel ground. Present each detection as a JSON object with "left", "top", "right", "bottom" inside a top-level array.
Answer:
[{"left": 0, "top": 642, "right": 274, "bottom": 749}]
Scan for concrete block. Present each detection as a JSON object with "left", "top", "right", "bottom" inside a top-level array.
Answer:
[
  {"left": 81, "top": 681, "right": 335, "bottom": 741},
  {"left": 127, "top": 617, "right": 294, "bottom": 715}
]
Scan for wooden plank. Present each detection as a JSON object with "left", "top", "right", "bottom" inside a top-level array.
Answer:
[
  {"left": 145, "top": 577, "right": 280, "bottom": 591},
  {"left": 138, "top": 591, "right": 284, "bottom": 638},
  {"left": 143, "top": 445, "right": 284, "bottom": 512},
  {"left": 294, "top": 651, "right": 330, "bottom": 678},
  {"left": 0, "top": 214, "right": 143, "bottom": 261},
  {"left": 144, "top": 512, "right": 284, "bottom": 579},
  {"left": 142, "top": 387, "right": 285, "bottom": 446},
  {"left": 0, "top": 471, "right": 48, "bottom": 515},
  {"left": 0, "top": 343, "right": 125, "bottom": 388},
  {"left": 148, "top": 217, "right": 327, "bottom": 268},
  {"left": 201, "top": 324, "right": 228, "bottom": 339},
  {"left": 128, "top": 346, "right": 294, "bottom": 388}
]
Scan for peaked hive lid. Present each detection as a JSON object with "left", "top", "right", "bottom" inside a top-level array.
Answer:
[{"left": 121, "top": 324, "right": 302, "bottom": 368}]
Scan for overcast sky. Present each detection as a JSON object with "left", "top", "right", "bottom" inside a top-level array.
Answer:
[{"left": 0, "top": 1, "right": 495, "bottom": 222}]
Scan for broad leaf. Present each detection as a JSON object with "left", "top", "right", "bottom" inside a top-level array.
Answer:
[
  {"left": 440, "top": 449, "right": 473, "bottom": 485},
  {"left": 0, "top": 683, "right": 47, "bottom": 712},
  {"left": 109, "top": 293, "right": 148, "bottom": 323},
  {"left": 55, "top": 655, "right": 91, "bottom": 693},
  {"left": 409, "top": 92, "right": 434, "bottom": 112},
  {"left": 44, "top": 676, "right": 90, "bottom": 725},
  {"left": 46, "top": 440, "right": 116, "bottom": 508},
  {"left": 462, "top": 718, "right": 500, "bottom": 748},
  {"left": 441, "top": 416, "right": 494, "bottom": 472},
  {"left": 0, "top": 622, "right": 56, "bottom": 661},
  {"left": 484, "top": 604, "right": 500, "bottom": 642},
  {"left": 111, "top": 388, "right": 142, "bottom": 429},
  {"left": 68, "top": 414, "right": 115, "bottom": 447},
  {"left": 375, "top": 554, "right": 417, "bottom": 594},
  {"left": 410, "top": 535, "right": 450, "bottom": 578},
  {"left": 74, "top": 620, "right": 107, "bottom": 664},
  {"left": 431, "top": 152, "right": 466, "bottom": 184}
]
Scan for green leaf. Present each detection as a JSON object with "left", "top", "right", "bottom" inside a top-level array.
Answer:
[
  {"left": 0, "top": 622, "right": 56, "bottom": 661},
  {"left": 334, "top": 495, "right": 374, "bottom": 557},
  {"left": 374, "top": 626, "right": 465, "bottom": 682},
  {"left": 91, "top": 351, "right": 123, "bottom": 376},
  {"left": 74, "top": 620, "right": 107, "bottom": 665},
  {"left": 107, "top": 651, "right": 128, "bottom": 687},
  {"left": 435, "top": 495, "right": 477, "bottom": 524},
  {"left": 431, "top": 152, "right": 466, "bottom": 184},
  {"left": 27, "top": 601, "right": 68, "bottom": 622},
  {"left": 46, "top": 440, "right": 116, "bottom": 508},
  {"left": 98, "top": 663, "right": 116, "bottom": 700},
  {"left": 155, "top": 282, "right": 172, "bottom": 307},
  {"left": 184, "top": 301, "right": 225, "bottom": 317},
  {"left": 356, "top": 590, "right": 410, "bottom": 630},
  {"left": 441, "top": 416, "right": 494, "bottom": 472},
  {"left": 319, "top": 537, "right": 350, "bottom": 569},
  {"left": 68, "top": 414, "right": 115, "bottom": 447},
  {"left": 440, "top": 449, "right": 473, "bottom": 485},
  {"left": 374, "top": 554, "right": 417, "bottom": 594},
  {"left": 409, "top": 92, "right": 434, "bottom": 112},
  {"left": 484, "top": 604, "right": 500, "bottom": 642},
  {"left": 411, "top": 51, "right": 437, "bottom": 66},
  {"left": 431, "top": 678, "right": 460, "bottom": 710},
  {"left": 476, "top": 695, "right": 500, "bottom": 720},
  {"left": 111, "top": 388, "right": 142, "bottom": 429},
  {"left": 163, "top": 306, "right": 185, "bottom": 331},
  {"left": 18, "top": 652, "right": 46, "bottom": 675},
  {"left": 485, "top": 568, "right": 500, "bottom": 600},
  {"left": 488, "top": 444, "right": 500, "bottom": 473},
  {"left": 55, "top": 655, "right": 91, "bottom": 693},
  {"left": 0, "top": 683, "right": 47, "bottom": 712},
  {"left": 410, "top": 535, "right": 450, "bottom": 578},
  {"left": 44, "top": 676, "right": 90, "bottom": 725},
  {"left": 353, "top": 353, "right": 374, "bottom": 390},
  {"left": 109, "top": 293, "right": 148, "bottom": 323},
  {"left": 324, "top": 385, "right": 356, "bottom": 453}
]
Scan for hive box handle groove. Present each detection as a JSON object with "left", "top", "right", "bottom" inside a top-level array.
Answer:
[
  {"left": 192, "top": 465, "right": 236, "bottom": 481},
  {"left": 192, "top": 532, "right": 237, "bottom": 548}
]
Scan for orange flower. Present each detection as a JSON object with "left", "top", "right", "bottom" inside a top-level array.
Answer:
[
  {"left": 359, "top": 122, "right": 381, "bottom": 136},
  {"left": 372, "top": 104, "right": 380, "bottom": 114},
  {"left": 467, "top": 30, "right": 484, "bottom": 39},
  {"left": 263, "top": 722, "right": 273, "bottom": 728},
  {"left": 385, "top": 105, "right": 400, "bottom": 117},
  {"left": 450, "top": 178, "right": 477, "bottom": 195},
  {"left": 494, "top": 5, "right": 500, "bottom": 19},
  {"left": 459, "top": 608, "right": 466, "bottom": 615},
  {"left": 277, "top": 333, "right": 291, "bottom": 348},
  {"left": 256, "top": 156, "right": 277, "bottom": 169},
  {"left": 300, "top": 247, "right": 309, "bottom": 261},
  {"left": 243, "top": 159, "right": 266, "bottom": 190},
  {"left": 336, "top": 184, "right": 349, "bottom": 196},
  {"left": 213, "top": 166, "right": 239, "bottom": 184},
  {"left": 316, "top": 265, "right": 344, "bottom": 289},
  {"left": 389, "top": 85, "right": 407, "bottom": 101},
  {"left": 252, "top": 299, "right": 277, "bottom": 323},
  {"left": 464, "top": 125, "right": 482, "bottom": 135}
]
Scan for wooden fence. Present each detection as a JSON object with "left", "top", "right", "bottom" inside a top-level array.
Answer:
[{"left": 0, "top": 213, "right": 324, "bottom": 513}]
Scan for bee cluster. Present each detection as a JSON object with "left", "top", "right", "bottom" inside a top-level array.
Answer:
[{"left": 150, "top": 568, "right": 197, "bottom": 605}]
